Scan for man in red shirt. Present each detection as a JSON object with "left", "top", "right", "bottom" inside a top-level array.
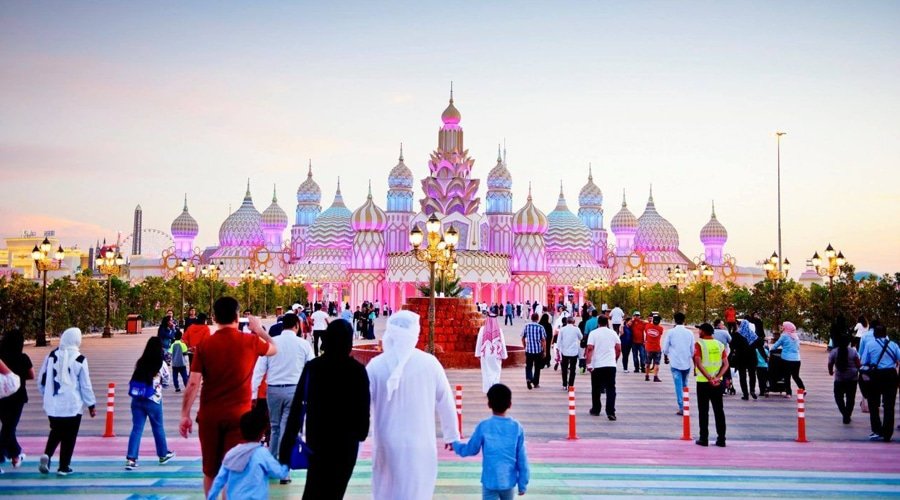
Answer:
[
  {"left": 179, "top": 296, "right": 277, "bottom": 496},
  {"left": 644, "top": 314, "right": 664, "bottom": 382},
  {"left": 630, "top": 312, "right": 647, "bottom": 375},
  {"left": 724, "top": 305, "right": 737, "bottom": 335}
]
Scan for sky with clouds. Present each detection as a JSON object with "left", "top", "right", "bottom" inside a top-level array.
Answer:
[{"left": 1, "top": 1, "right": 898, "bottom": 274}]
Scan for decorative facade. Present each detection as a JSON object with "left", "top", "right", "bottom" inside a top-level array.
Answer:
[{"left": 167, "top": 90, "right": 752, "bottom": 309}]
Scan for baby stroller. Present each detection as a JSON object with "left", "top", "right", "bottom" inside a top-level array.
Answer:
[{"left": 765, "top": 348, "right": 790, "bottom": 396}]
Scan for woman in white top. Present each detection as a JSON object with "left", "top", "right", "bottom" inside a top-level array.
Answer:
[
  {"left": 475, "top": 314, "right": 508, "bottom": 393},
  {"left": 37, "top": 328, "right": 96, "bottom": 476}
]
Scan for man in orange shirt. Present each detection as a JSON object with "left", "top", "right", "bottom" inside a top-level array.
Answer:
[
  {"left": 181, "top": 313, "right": 211, "bottom": 366},
  {"left": 644, "top": 314, "right": 664, "bottom": 382},
  {"left": 179, "top": 297, "right": 277, "bottom": 496},
  {"left": 724, "top": 305, "right": 737, "bottom": 335}
]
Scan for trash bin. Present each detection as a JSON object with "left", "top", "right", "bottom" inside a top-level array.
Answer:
[{"left": 126, "top": 314, "right": 143, "bottom": 334}]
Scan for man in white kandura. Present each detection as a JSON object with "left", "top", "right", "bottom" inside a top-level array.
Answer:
[
  {"left": 475, "top": 313, "right": 508, "bottom": 393},
  {"left": 366, "top": 310, "right": 460, "bottom": 500}
]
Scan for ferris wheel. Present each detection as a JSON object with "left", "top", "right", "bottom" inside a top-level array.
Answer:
[{"left": 121, "top": 228, "right": 175, "bottom": 258}]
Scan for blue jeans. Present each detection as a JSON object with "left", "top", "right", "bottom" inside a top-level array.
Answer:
[
  {"left": 671, "top": 367, "right": 691, "bottom": 411},
  {"left": 632, "top": 344, "right": 647, "bottom": 372},
  {"left": 483, "top": 486, "right": 516, "bottom": 500},
  {"left": 126, "top": 397, "right": 168, "bottom": 460}
]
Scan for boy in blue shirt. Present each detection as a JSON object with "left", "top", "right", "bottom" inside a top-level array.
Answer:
[
  {"left": 208, "top": 406, "right": 289, "bottom": 500},
  {"left": 453, "top": 383, "right": 529, "bottom": 498}
]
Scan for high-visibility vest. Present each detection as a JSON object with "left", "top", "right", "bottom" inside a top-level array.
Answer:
[{"left": 695, "top": 338, "right": 724, "bottom": 382}]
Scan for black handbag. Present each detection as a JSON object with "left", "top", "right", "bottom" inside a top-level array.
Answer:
[{"left": 288, "top": 373, "right": 313, "bottom": 469}]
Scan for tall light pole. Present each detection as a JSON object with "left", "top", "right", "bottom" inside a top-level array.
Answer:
[
  {"left": 776, "top": 131, "right": 786, "bottom": 278},
  {"left": 96, "top": 248, "right": 124, "bottom": 338},
  {"left": 693, "top": 261, "right": 714, "bottom": 322},
  {"left": 284, "top": 273, "right": 306, "bottom": 305},
  {"left": 409, "top": 213, "right": 459, "bottom": 354},
  {"left": 240, "top": 266, "right": 256, "bottom": 311},
  {"left": 31, "top": 238, "right": 64, "bottom": 347},
  {"left": 258, "top": 269, "right": 273, "bottom": 317},
  {"left": 812, "top": 244, "right": 846, "bottom": 320}
]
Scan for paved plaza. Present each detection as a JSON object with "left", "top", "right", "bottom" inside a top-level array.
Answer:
[{"left": 2, "top": 318, "right": 899, "bottom": 498}]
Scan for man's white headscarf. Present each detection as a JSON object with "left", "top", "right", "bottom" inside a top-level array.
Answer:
[
  {"left": 52, "top": 328, "right": 82, "bottom": 393},
  {"left": 382, "top": 310, "right": 421, "bottom": 402}
]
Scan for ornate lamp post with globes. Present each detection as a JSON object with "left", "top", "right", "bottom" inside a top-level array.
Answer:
[
  {"left": 693, "top": 261, "right": 714, "bottom": 322},
  {"left": 96, "top": 248, "right": 125, "bottom": 338},
  {"left": 200, "top": 261, "right": 223, "bottom": 323},
  {"left": 258, "top": 269, "right": 273, "bottom": 317},
  {"left": 591, "top": 277, "right": 609, "bottom": 308},
  {"left": 175, "top": 257, "right": 197, "bottom": 325},
  {"left": 667, "top": 265, "right": 688, "bottom": 313},
  {"left": 31, "top": 238, "right": 65, "bottom": 347},
  {"left": 239, "top": 266, "right": 256, "bottom": 311},
  {"left": 284, "top": 273, "right": 306, "bottom": 306},
  {"left": 409, "top": 213, "right": 459, "bottom": 354},
  {"left": 762, "top": 251, "right": 790, "bottom": 329},
  {"left": 621, "top": 269, "right": 647, "bottom": 313},
  {"left": 812, "top": 244, "right": 846, "bottom": 319}
]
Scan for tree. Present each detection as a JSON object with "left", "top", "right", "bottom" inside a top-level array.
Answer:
[{"left": 418, "top": 275, "right": 463, "bottom": 298}]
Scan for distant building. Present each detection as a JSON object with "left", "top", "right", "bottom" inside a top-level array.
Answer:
[
  {"left": 2, "top": 230, "right": 84, "bottom": 279},
  {"left": 132, "top": 205, "right": 143, "bottom": 256}
]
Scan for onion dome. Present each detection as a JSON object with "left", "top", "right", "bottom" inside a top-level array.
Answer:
[
  {"left": 171, "top": 194, "right": 199, "bottom": 238},
  {"left": 700, "top": 201, "right": 728, "bottom": 245},
  {"left": 260, "top": 185, "right": 289, "bottom": 232},
  {"left": 487, "top": 145, "right": 513, "bottom": 190},
  {"left": 307, "top": 179, "right": 354, "bottom": 248},
  {"left": 578, "top": 164, "right": 603, "bottom": 207},
  {"left": 352, "top": 181, "right": 388, "bottom": 231},
  {"left": 219, "top": 181, "right": 265, "bottom": 247},
  {"left": 388, "top": 144, "right": 414, "bottom": 189},
  {"left": 634, "top": 186, "right": 680, "bottom": 252},
  {"left": 441, "top": 85, "right": 461, "bottom": 125},
  {"left": 545, "top": 182, "right": 592, "bottom": 252},
  {"left": 610, "top": 189, "right": 638, "bottom": 235},
  {"left": 296, "top": 160, "right": 322, "bottom": 204},
  {"left": 513, "top": 183, "right": 549, "bottom": 234}
]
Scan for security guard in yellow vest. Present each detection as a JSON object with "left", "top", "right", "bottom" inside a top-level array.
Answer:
[{"left": 693, "top": 323, "right": 730, "bottom": 447}]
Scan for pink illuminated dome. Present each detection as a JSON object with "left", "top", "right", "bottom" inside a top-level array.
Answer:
[
  {"left": 351, "top": 182, "right": 388, "bottom": 232},
  {"left": 171, "top": 195, "right": 199, "bottom": 239},
  {"left": 441, "top": 86, "right": 461, "bottom": 125},
  {"left": 219, "top": 182, "right": 265, "bottom": 247},
  {"left": 700, "top": 201, "right": 728, "bottom": 245},
  {"left": 513, "top": 184, "right": 549, "bottom": 234}
]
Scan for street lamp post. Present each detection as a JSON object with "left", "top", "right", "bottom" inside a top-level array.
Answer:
[
  {"left": 667, "top": 265, "right": 688, "bottom": 313},
  {"left": 284, "top": 273, "right": 306, "bottom": 305},
  {"left": 96, "top": 248, "right": 125, "bottom": 338},
  {"left": 620, "top": 269, "right": 647, "bottom": 312},
  {"left": 258, "top": 270, "right": 273, "bottom": 317},
  {"left": 175, "top": 258, "right": 197, "bottom": 325},
  {"left": 592, "top": 277, "right": 609, "bottom": 307},
  {"left": 762, "top": 252, "right": 791, "bottom": 332},
  {"left": 812, "top": 244, "right": 846, "bottom": 319},
  {"left": 200, "top": 261, "right": 223, "bottom": 323},
  {"left": 776, "top": 131, "right": 787, "bottom": 279},
  {"left": 31, "top": 238, "right": 64, "bottom": 347},
  {"left": 240, "top": 266, "right": 256, "bottom": 312},
  {"left": 409, "top": 213, "right": 459, "bottom": 354},
  {"left": 693, "top": 261, "right": 714, "bottom": 322}
]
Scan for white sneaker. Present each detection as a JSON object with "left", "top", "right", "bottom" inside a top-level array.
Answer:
[
  {"left": 623, "top": 369, "right": 630, "bottom": 373},
  {"left": 38, "top": 454, "right": 50, "bottom": 474}
]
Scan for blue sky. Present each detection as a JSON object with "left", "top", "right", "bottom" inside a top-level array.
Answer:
[{"left": 1, "top": 1, "right": 898, "bottom": 273}]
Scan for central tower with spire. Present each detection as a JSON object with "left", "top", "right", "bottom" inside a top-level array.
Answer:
[{"left": 420, "top": 85, "right": 481, "bottom": 216}]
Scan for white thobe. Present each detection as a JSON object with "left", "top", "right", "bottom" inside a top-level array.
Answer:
[
  {"left": 474, "top": 327, "right": 508, "bottom": 393},
  {"left": 367, "top": 349, "right": 461, "bottom": 500}
]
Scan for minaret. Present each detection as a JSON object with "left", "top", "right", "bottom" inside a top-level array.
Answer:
[
  {"left": 700, "top": 201, "right": 728, "bottom": 265},
  {"left": 610, "top": 189, "right": 638, "bottom": 256},
  {"left": 486, "top": 144, "right": 514, "bottom": 255},
  {"left": 420, "top": 86, "right": 481, "bottom": 216},
  {"left": 291, "top": 160, "right": 322, "bottom": 261},
  {"left": 577, "top": 164, "right": 608, "bottom": 264},
  {"left": 131, "top": 204, "right": 143, "bottom": 256},
  {"left": 386, "top": 143, "right": 415, "bottom": 253},
  {"left": 171, "top": 194, "right": 199, "bottom": 258}
]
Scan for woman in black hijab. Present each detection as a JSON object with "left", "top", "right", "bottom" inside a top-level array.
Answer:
[
  {"left": 0, "top": 329, "right": 33, "bottom": 468},
  {"left": 539, "top": 313, "right": 554, "bottom": 368},
  {"left": 280, "top": 319, "right": 369, "bottom": 499}
]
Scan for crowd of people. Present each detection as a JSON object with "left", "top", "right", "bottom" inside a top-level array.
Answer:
[{"left": 0, "top": 293, "right": 896, "bottom": 498}]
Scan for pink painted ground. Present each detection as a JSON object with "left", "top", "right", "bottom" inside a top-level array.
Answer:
[{"left": 19, "top": 436, "right": 900, "bottom": 474}]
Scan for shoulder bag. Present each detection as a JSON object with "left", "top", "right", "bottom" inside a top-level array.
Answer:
[
  {"left": 859, "top": 340, "right": 892, "bottom": 383},
  {"left": 289, "top": 372, "right": 313, "bottom": 469}
]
